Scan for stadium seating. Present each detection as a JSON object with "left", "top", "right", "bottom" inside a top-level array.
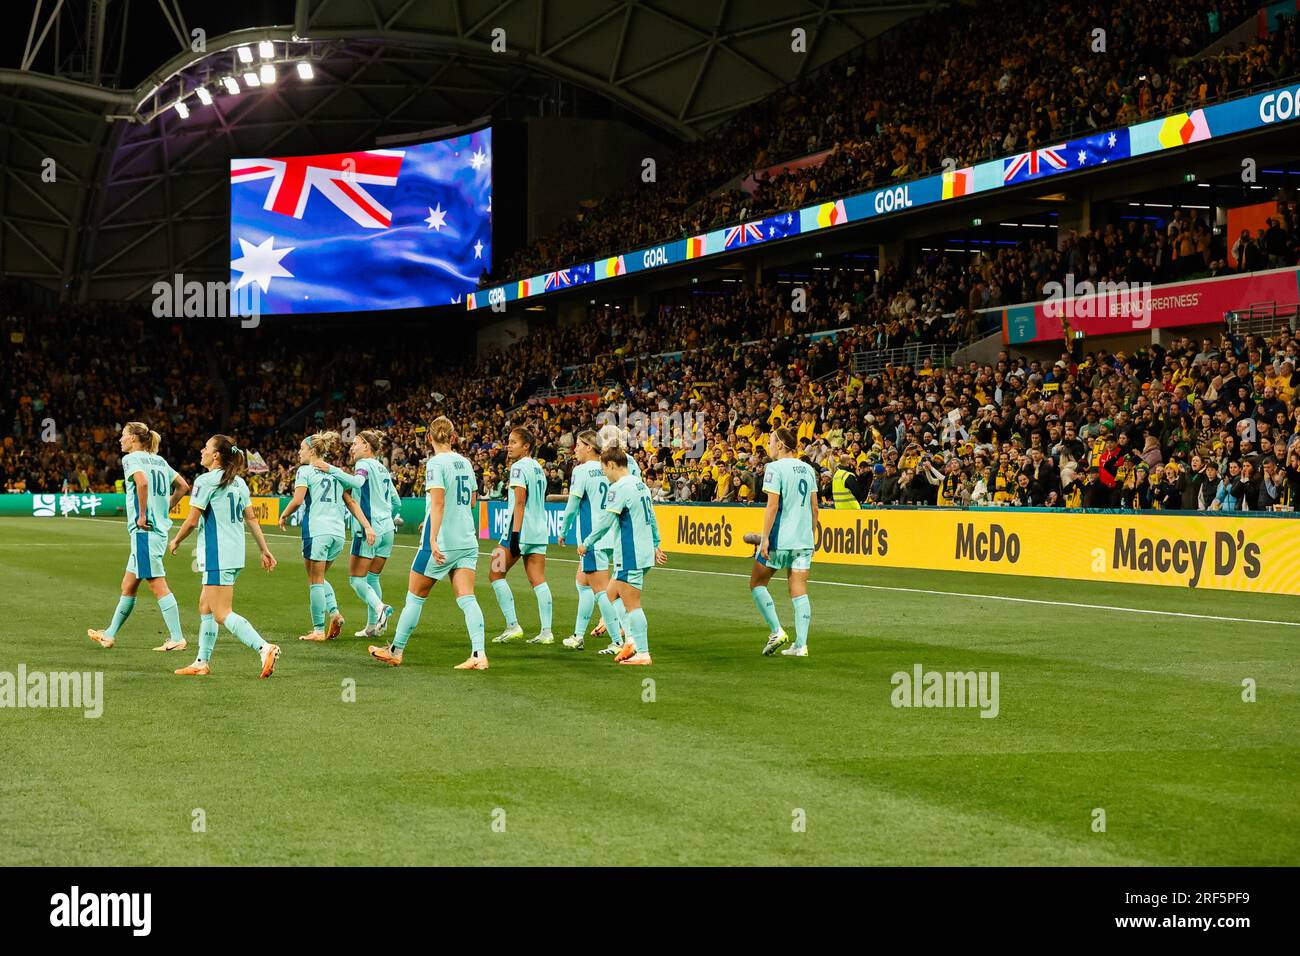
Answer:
[{"left": 483, "top": 0, "right": 1288, "bottom": 286}]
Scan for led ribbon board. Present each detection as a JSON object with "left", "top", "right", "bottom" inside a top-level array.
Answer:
[{"left": 469, "top": 81, "right": 1300, "bottom": 311}]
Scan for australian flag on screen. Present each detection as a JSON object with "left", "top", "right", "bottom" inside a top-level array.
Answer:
[
  {"left": 759, "top": 211, "right": 800, "bottom": 241},
  {"left": 229, "top": 128, "right": 492, "bottom": 314},
  {"left": 1003, "top": 129, "right": 1131, "bottom": 186}
]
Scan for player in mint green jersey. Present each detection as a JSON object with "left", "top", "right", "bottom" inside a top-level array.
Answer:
[
  {"left": 88, "top": 421, "right": 191, "bottom": 652},
  {"left": 369, "top": 416, "right": 488, "bottom": 670},
  {"left": 313, "top": 429, "right": 397, "bottom": 638},
  {"left": 558, "top": 430, "right": 619, "bottom": 651},
  {"left": 489, "top": 426, "right": 554, "bottom": 645},
  {"left": 280, "top": 431, "right": 377, "bottom": 642},
  {"left": 586, "top": 423, "right": 643, "bottom": 654},
  {"left": 751, "top": 426, "right": 820, "bottom": 658},
  {"left": 167, "top": 435, "right": 281, "bottom": 678},
  {"left": 578, "top": 446, "right": 666, "bottom": 666}
]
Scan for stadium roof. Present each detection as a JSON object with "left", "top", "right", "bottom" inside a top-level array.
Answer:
[{"left": 0, "top": 0, "right": 942, "bottom": 300}]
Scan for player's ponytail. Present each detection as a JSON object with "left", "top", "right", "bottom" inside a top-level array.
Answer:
[
  {"left": 773, "top": 426, "right": 798, "bottom": 455},
  {"left": 212, "top": 434, "right": 246, "bottom": 488},
  {"left": 125, "top": 421, "right": 161, "bottom": 454},
  {"left": 429, "top": 417, "right": 456, "bottom": 448},
  {"left": 308, "top": 430, "right": 344, "bottom": 462}
]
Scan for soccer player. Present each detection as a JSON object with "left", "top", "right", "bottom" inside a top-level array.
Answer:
[
  {"left": 167, "top": 435, "right": 281, "bottom": 678},
  {"left": 587, "top": 423, "right": 642, "bottom": 653},
  {"left": 751, "top": 426, "right": 819, "bottom": 657},
  {"left": 279, "top": 431, "right": 377, "bottom": 642},
  {"left": 313, "top": 429, "right": 396, "bottom": 638},
  {"left": 369, "top": 416, "right": 488, "bottom": 670},
  {"left": 489, "top": 427, "right": 554, "bottom": 644},
  {"left": 558, "top": 430, "right": 619, "bottom": 651},
  {"left": 577, "top": 446, "right": 665, "bottom": 665},
  {"left": 88, "top": 422, "right": 191, "bottom": 651}
]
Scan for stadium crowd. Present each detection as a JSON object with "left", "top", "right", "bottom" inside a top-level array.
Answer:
[
  {"left": 5, "top": 231, "right": 1300, "bottom": 513},
  {"left": 483, "top": 0, "right": 1294, "bottom": 285}
]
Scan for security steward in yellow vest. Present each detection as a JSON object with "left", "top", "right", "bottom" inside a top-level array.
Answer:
[{"left": 832, "top": 455, "right": 861, "bottom": 509}]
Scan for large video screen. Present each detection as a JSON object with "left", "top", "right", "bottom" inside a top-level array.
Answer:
[{"left": 229, "top": 127, "right": 491, "bottom": 314}]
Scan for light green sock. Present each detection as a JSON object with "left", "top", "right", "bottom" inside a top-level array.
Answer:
[
  {"left": 574, "top": 585, "right": 595, "bottom": 636},
  {"left": 533, "top": 582, "right": 553, "bottom": 631},
  {"left": 750, "top": 586, "right": 782, "bottom": 634},
  {"left": 491, "top": 579, "right": 518, "bottom": 628},
  {"left": 157, "top": 592, "right": 183, "bottom": 642},
  {"left": 322, "top": 581, "right": 339, "bottom": 614},
  {"left": 627, "top": 607, "right": 649, "bottom": 654},
  {"left": 392, "top": 592, "right": 426, "bottom": 651},
  {"left": 198, "top": 613, "right": 218, "bottom": 662},
  {"left": 613, "top": 597, "right": 630, "bottom": 643},
  {"left": 596, "top": 593, "right": 622, "bottom": 644},
  {"left": 349, "top": 575, "right": 384, "bottom": 617},
  {"left": 104, "top": 596, "right": 135, "bottom": 638},
  {"left": 458, "top": 594, "right": 485, "bottom": 654},
  {"left": 224, "top": 612, "right": 266, "bottom": 652},
  {"left": 309, "top": 584, "right": 327, "bottom": 630},
  {"left": 366, "top": 572, "right": 383, "bottom": 626},
  {"left": 792, "top": 595, "right": 811, "bottom": 649}
]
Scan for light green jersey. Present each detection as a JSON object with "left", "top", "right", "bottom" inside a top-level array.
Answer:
[
  {"left": 601, "top": 474, "right": 660, "bottom": 571},
  {"left": 423, "top": 451, "right": 478, "bottom": 552},
  {"left": 506, "top": 455, "right": 550, "bottom": 546},
  {"left": 190, "top": 471, "right": 251, "bottom": 571},
  {"left": 762, "top": 457, "right": 818, "bottom": 551},
  {"left": 565, "top": 460, "right": 609, "bottom": 545},
  {"left": 351, "top": 457, "right": 396, "bottom": 536},
  {"left": 295, "top": 464, "right": 347, "bottom": 540},
  {"left": 122, "top": 451, "right": 177, "bottom": 538}
]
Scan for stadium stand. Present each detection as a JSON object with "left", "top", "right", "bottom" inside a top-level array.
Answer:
[
  {"left": 3, "top": 1, "right": 1300, "bottom": 517},
  {"left": 483, "top": 0, "right": 1292, "bottom": 286}
]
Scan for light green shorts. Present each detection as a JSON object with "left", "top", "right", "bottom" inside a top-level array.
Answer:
[
  {"left": 614, "top": 567, "right": 648, "bottom": 590},
  {"left": 202, "top": 568, "right": 241, "bottom": 586},
  {"left": 302, "top": 534, "right": 344, "bottom": 562},
  {"left": 760, "top": 548, "right": 814, "bottom": 571},
  {"left": 414, "top": 546, "right": 478, "bottom": 581},
  {"left": 352, "top": 529, "right": 395, "bottom": 560},
  {"left": 126, "top": 531, "right": 167, "bottom": 580}
]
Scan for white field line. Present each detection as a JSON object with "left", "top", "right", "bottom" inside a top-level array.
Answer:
[{"left": 28, "top": 516, "right": 1300, "bottom": 629}]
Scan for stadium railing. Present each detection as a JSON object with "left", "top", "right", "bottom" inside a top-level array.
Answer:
[
  {"left": 852, "top": 344, "right": 956, "bottom": 377},
  {"left": 1227, "top": 301, "right": 1299, "bottom": 337}
]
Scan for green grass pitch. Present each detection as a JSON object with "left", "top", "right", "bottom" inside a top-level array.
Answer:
[{"left": 0, "top": 516, "right": 1296, "bottom": 866}]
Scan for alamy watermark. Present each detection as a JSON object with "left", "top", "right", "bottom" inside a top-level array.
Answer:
[
  {"left": 152, "top": 273, "right": 262, "bottom": 328},
  {"left": 1043, "top": 274, "right": 1152, "bottom": 330},
  {"left": 49, "top": 886, "right": 150, "bottom": 936},
  {"left": 595, "top": 403, "right": 705, "bottom": 458},
  {"left": 0, "top": 666, "right": 104, "bottom": 718},
  {"left": 890, "top": 663, "right": 999, "bottom": 718}
]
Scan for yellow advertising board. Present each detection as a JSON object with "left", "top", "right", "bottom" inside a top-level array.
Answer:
[
  {"left": 655, "top": 505, "right": 1300, "bottom": 597},
  {"left": 169, "top": 495, "right": 282, "bottom": 527}
]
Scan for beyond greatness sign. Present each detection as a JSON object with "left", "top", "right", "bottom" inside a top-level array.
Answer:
[
  {"left": 1002, "top": 267, "right": 1300, "bottom": 345},
  {"left": 657, "top": 505, "right": 1300, "bottom": 596},
  {"left": 470, "top": 80, "right": 1300, "bottom": 312}
]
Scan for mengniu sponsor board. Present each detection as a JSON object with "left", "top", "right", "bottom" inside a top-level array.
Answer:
[{"left": 654, "top": 505, "right": 1300, "bottom": 596}]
